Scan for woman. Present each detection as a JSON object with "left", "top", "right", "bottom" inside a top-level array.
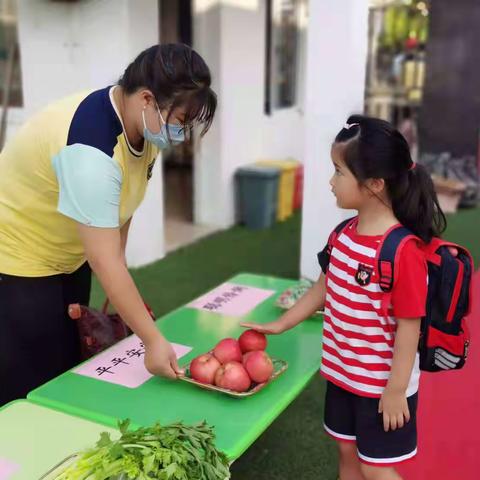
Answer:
[{"left": 0, "top": 43, "right": 216, "bottom": 405}]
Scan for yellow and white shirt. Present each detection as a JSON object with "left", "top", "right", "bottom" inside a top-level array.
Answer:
[{"left": 0, "top": 86, "right": 158, "bottom": 277}]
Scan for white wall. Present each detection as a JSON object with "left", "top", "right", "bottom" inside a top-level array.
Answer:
[
  {"left": 192, "top": 2, "right": 224, "bottom": 226},
  {"left": 126, "top": 158, "right": 166, "bottom": 267},
  {"left": 15, "top": 0, "right": 164, "bottom": 267},
  {"left": 124, "top": 0, "right": 166, "bottom": 267},
  {"left": 300, "top": 0, "right": 369, "bottom": 280},
  {"left": 193, "top": 0, "right": 306, "bottom": 227},
  {"left": 16, "top": 0, "right": 160, "bottom": 114},
  {"left": 18, "top": 0, "right": 116, "bottom": 114}
]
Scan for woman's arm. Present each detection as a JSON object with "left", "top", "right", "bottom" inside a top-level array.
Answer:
[
  {"left": 78, "top": 224, "right": 182, "bottom": 379},
  {"left": 120, "top": 218, "right": 132, "bottom": 265}
]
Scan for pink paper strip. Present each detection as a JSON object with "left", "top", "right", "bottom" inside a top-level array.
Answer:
[
  {"left": 0, "top": 459, "right": 19, "bottom": 480},
  {"left": 74, "top": 336, "right": 192, "bottom": 388},
  {"left": 188, "top": 282, "right": 275, "bottom": 317}
]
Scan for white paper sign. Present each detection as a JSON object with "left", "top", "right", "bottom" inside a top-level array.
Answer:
[
  {"left": 188, "top": 283, "right": 275, "bottom": 317},
  {"left": 74, "top": 336, "right": 192, "bottom": 388}
]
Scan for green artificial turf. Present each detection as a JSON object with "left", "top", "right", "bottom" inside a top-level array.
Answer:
[{"left": 89, "top": 207, "right": 478, "bottom": 479}]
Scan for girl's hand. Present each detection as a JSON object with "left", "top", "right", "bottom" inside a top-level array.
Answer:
[
  {"left": 240, "top": 320, "right": 287, "bottom": 335},
  {"left": 379, "top": 387, "right": 410, "bottom": 432}
]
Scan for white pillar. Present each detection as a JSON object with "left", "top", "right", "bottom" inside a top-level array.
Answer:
[
  {"left": 192, "top": 1, "right": 226, "bottom": 226},
  {"left": 300, "top": 0, "right": 369, "bottom": 280},
  {"left": 125, "top": 0, "right": 166, "bottom": 267},
  {"left": 126, "top": 157, "right": 165, "bottom": 267},
  {"left": 193, "top": 0, "right": 265, "bottom": 228},
  {"left": 17, "top": 0, "right": 164, "bottom": 268}
]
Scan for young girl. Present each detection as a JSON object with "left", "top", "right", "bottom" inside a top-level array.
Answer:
[{"left": 243, "top": 115, "right": 446, "bottom": 480}]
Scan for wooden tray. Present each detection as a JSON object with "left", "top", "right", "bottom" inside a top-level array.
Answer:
[{"left": 179, "top": 358, "right": 288, "bottom": 398}]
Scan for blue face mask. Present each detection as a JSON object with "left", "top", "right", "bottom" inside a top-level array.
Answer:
[{"left": 142, "top": 105, "right": 185, "bottom": 149}]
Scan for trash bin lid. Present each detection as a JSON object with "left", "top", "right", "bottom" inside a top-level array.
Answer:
[
  {"left": 236, "top": 165, "right": 280, "bottom": 178},
  {"left": 256, "top": 160, "right": 299, "bottom": 172}
]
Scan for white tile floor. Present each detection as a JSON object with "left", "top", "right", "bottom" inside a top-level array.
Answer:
[
  {"left": 164, "top": 166, "right": 219, "bottom": 252},
  {"left": 164, "top": 218, "right": 219, "bottom": 253}
]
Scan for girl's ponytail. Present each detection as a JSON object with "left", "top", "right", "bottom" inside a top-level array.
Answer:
[{"left": 389, "top": 163, "right": 446, "bottom": 243}]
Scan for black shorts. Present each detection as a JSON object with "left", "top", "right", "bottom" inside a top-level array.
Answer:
[{"left": 324, "top": 381, "right": 418, "bottom": 466}]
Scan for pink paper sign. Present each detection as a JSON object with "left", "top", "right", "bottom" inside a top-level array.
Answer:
[
  {"left": 188, "top": 282, "right": 275, "bottom": 317},
  {"left": 74, "top": 336, "right": 192, "bottom": 388},
  {"left": 0, "top": 459, "right": 19, "bottom": 480}
]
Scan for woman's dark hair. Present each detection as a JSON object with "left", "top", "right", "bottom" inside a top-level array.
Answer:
[
  {"left": 119, "top": 43, "right": 216, "bottom": 139},
  {"left": 334, "top": 114, "right": 446, "bottom": 243}
]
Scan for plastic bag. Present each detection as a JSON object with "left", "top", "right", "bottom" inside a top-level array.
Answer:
[{"left": 68, "top": 300, "right": 155, "bottom": 360}]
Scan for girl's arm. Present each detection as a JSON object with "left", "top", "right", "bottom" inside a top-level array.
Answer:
[
  {"left": 379, "top": 317, "right": 421, "bottom": 432},
  {"left": 242, "top": 274, "right": 327, "bottom": 334}
]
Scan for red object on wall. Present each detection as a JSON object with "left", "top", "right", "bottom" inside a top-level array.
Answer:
[{"left": 293, "top": 164, "right": 304, "bottom": 209}]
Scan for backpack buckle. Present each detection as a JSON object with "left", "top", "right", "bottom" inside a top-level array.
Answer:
[{"left": 379, "top": 260, "right": 393, "bottom": 291}]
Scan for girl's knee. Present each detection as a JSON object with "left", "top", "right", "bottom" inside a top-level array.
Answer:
[{"left": 338, "top": 440, "right": 358, "bottom": 459}]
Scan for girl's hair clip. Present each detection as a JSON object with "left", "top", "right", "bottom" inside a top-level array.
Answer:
[
  {"left": 408, "top": 162, "right": 417, "bottom": 171},
  {"left": 344, "top": 122, "right": 359, "bottom": 130}
]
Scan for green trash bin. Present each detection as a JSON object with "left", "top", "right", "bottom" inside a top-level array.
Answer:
[{"left": 235, "top": 165, "right": 280, "bottom": 229}]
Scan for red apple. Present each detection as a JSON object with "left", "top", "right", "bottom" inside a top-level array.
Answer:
[
  {"left": 213, "top": 338, "right": 243, "bottom": 364},
  {"left": 190, "top": 353, "right": 221, "bottom": 385},
  {"left": 214, "top": 361, "right": 251, "bottom": 392},
  {"left": 243, "top": 350, "right": 274, "bottom": 383},
  {"left": 238, "top": 329, "right": 267, "bottom": 353},
  {"left": 242, "top": 351, "right": 254, "bottom": 367}
]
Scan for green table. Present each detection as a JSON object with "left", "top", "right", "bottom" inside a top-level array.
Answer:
[
  {"left": 0, "top": 400, "right": 116, "bottom": 480},
  {"left": 28, "top": 274, "right": 324, "bottom": 460}
]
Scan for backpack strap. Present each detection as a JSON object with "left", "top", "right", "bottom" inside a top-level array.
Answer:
[
  {"left": 422, "top": 238, "right": 471, "bottom": 267},
  {"left": 422, "top": 238, "right": 474, "bottom": 317},
  {"left": 376, "top": 225, "right": 419, "bottom": 316},
  {"left": 318, "top": 216, "right": 357, "bottom": 274}
]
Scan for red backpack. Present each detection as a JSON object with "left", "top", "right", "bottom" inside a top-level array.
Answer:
[{"left": 318, "top": 217, "right": 474, "bottom": 372}]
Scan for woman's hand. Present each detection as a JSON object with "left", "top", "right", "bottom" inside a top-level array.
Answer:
[
  {"left": 144, "top": 335, "right": 184, "bottom": 379},
  {"left": 240, "top": 320, "right": 287, "bottom": 335}
]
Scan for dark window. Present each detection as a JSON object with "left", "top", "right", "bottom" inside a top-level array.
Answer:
[
  {"left": 0, "top": 0, "right": 23, "bottom": 107},
  {"left": 265, "top": 0, "right": 300, "bottom": 114}
]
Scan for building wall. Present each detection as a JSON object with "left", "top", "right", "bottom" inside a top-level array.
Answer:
[
  {"left": 193, "top": 0, "right": 307, "bottom": 227},
  {"left": 10, "top": 0, "right": 368, "bottom": 272},
  {"left": 300, "top": 0, "right": 369, "bottom": 281},
  {"left": 15, "top": 0, "right": 163, "bottom": 267},
  {"left": 17, "top": 0, "right": 159, "bottom": 114}
]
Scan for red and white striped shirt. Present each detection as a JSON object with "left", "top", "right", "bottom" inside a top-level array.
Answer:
[{"left": 320, "top": 221, "right": 427, "bottom": 398}]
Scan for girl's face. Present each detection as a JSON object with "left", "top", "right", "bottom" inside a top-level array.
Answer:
[
  {"left": 329, "top": 143, "right": 367, "bottom": 210},
  {"left": 329, "top": 143, "right": 389, "bottom": 211}
]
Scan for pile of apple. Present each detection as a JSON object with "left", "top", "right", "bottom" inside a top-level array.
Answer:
[{"left": 189, "top": 329, "right": 274, "bottom": 393}]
